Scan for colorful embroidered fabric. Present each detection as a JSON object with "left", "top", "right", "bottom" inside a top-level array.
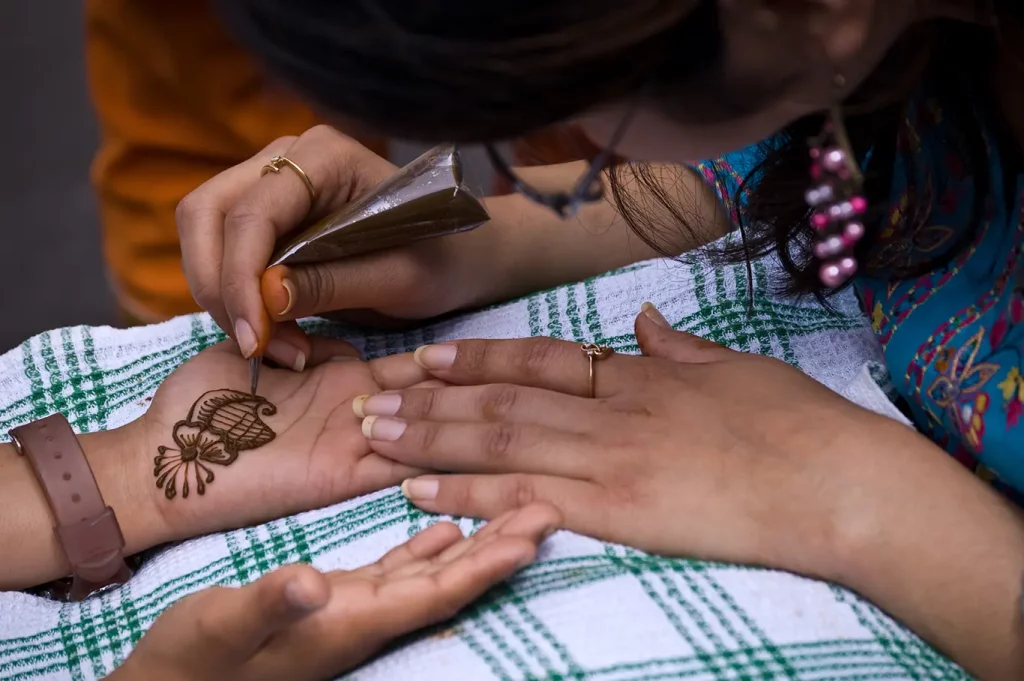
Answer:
[{"left": 693, "top": 95, "right": 1024, "bottom": 502}]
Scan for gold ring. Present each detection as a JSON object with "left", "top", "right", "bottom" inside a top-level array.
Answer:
[
  {"left": 260, "top": 155, "right": 317, "bottom": 204},
  {"left": 581, "top": 343, "right": 614, "bottom": 399}
]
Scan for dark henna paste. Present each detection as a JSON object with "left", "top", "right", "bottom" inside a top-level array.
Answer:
[{"left": 154, "top": 389, "right": 277, "bottom": 500}]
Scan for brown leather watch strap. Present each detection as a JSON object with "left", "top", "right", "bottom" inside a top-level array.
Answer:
[{"left": 11, "top": 413, "right": 132, "bottom": 600}]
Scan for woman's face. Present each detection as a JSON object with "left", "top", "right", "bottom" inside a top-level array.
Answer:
[{"left": 577, "top": 0, "right": 933, "bottom": 163}]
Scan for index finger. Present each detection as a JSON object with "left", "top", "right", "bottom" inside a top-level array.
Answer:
[
  {"left": 176, "top": 136, "right": 297, "bottom": 335},
  {"left": 396, "top": 337, "right": 638, "bottom": 398},
  {"left": 220, "top": 126, "right": 396, "bottom": 356}
]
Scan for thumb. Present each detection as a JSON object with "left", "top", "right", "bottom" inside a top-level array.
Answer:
[
  {"left": 261, "top": 250, "right": 426, "bottom": 322},
  {"left": 208, "top": 563, "right": 330, "bottom": 660},
  {"left": 634, "top": 302, "right": 730, "bottom": 364}
]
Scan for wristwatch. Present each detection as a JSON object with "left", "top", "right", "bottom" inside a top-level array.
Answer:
[{"left": 10, "top": 413, "right": 133, "bottom": 601}]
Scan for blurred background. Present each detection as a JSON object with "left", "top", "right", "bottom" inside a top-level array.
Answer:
[{"left": 0, "top": 1, "right": 498, "bottom": 354}]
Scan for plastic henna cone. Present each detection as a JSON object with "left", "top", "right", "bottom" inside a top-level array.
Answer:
[{"left": 267, "top": 145, "right": 490, "bottom": 267}]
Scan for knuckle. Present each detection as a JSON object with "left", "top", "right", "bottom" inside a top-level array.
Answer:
[
  {"left": 174, "top": 192, "right": 200, "bottom": 231},
  {"left": 406, "top": 388, "right": 439, "bottom": 419},
  {"left": 606, "top": 478, "right": 646, "bottom": 509},
  {"left": 189, "top": 278, "right": 219, "bottom": 310},
  {"left": 293, "top": 265, "right": 336, "bottom": 313},
  {"left": 446, "top": 479, "right": 476, "bottom": 510},
  {"left": 479, "top": 384, "right": 520, "bottom": 421},
  {"left": 454, "top": 342, "right": 487, "bottom": 376},
  {"left": 306, "top": 124, "right": 340, "bottom": 141},
  {"left": 482, "top": 423, "right": 517, "bottom": 462},
  {"left": 223, "top": 204, "right": 263, "bottom": 235},
  {"left": 219, "top": 275, "right": 246, "bottom": 305},
  {"left": 502, "top": 474, "right": 536, "bottom": 509},
  {"left": 266, "top": 135, "right": 298, "bottom": 154},
  {"left": 514, "top": 338, "right": 561, "bottom": 380},
  {"left": 412, "top": 421, "right": 441, "bottom": 453}
]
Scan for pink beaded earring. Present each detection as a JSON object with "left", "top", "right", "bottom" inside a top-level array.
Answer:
[{"left": 805, "top": 75, "right": 866, "bottom": 287}]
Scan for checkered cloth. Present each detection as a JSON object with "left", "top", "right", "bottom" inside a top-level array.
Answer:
[{"left": 0, "top": 247, "right": 969, "bottom": 680}]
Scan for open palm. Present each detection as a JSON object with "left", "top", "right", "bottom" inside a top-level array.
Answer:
[{"left": 137, "top": 340, "right": 425, "bottom": 538}]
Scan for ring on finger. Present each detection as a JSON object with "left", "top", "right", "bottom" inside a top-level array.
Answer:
[
  {"left": 581, "top": 343, "right": 614, "bottom": 399},
  {"left": 260, "top": 155, "right": 318, "bottom": 205}
]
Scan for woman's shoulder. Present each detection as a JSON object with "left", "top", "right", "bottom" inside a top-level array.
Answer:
[{"left": 690, "top": 136, "right": 787, "bottom": 224}]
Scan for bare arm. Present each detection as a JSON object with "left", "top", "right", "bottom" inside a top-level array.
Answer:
[
  {"left": 472, "top": 161, "right": 730, "bottom": 307},
  {"left": 827, "top": 421, "right": 1024, "bottom": 680}
]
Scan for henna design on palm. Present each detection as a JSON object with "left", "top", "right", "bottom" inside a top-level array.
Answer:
[{"left": 154, "top": 389, "right": 277, "bottom": 500}]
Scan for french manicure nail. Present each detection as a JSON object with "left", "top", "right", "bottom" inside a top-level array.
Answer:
[
  {"left": 267, "top": 339, "right": 306, "bottom": 372},
  {"left": 401, "top": 477, "right": 439, "bottom": 501},
  {"left": 361, "top": 416, "right": 407, "bottom": 441},
  {"left": 234, "top": 319, "right": 258, "bottom": 358},
  {"left": 359, "top": 394, "right": 402, "bottom": 417},
  {"left": 352, "top": 395, "right": 370, "bottom": 418},
  {"left": 278, "top": 278, "right": 296, "bottom": 316},
  {"left": 414, "top": 344, "right": 458, "bottom": 370},
  {"left": 641, "top": 301, "right": 670, "bottom": 328}
]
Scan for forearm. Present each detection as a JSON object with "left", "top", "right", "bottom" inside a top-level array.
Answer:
[
  {"left": 470, "top": 161, "right": 729, "bottom": 307},
  {"left": 828, "top": 421, "right": 1024, "bottom": 679},
  {"left": 0, "top": 423, "right": 169, "bottom": 591}
]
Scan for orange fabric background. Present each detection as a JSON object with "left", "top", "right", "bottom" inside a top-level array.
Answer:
[
  {"left": 84, "top": 0, "right": 387, "bottom": 322},
  {"left": 84, "top": 0, "right": 577, "bottom": 322}
]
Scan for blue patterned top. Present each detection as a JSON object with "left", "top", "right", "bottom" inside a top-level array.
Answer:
[{"left": 694, "top": 93, "right": 1024, "bottom": 502}]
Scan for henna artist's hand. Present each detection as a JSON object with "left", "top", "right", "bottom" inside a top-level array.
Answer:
[
  {"left": 175, "top": 125, "right": 501, "bottom": 369},
  {"left": 134, "top": 336, "right": 438, "bottom": 542},
  {"left": 110, "top": 504, "right": 559, "bottom": 681}
]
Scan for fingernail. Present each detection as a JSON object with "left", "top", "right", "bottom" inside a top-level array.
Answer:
[
  {"left": 401, "top": 477, "right": 439, "bottom": 501},
  {"left": 330, "top": 356, "right": 359, "bottom": 363},
  {"left": 352, "top": 395, "right": 369, "bottom": 418},
  {"left": 234, "top": 319, "right": 258, "bottom": 358},
  {"left": 641, "top": 302, "right": 670, "bottom": 328},
  {"left": 284, "top": 579, "right": 320, "bottom": 612},
  {"left": 278, "top": 278, "right": 296, "bottom": 316},
  {"left": 515, "top": 553, "right": 535, "bottom": 570},
  {"left": 541, "top": 526, "right": 558, "bottom": 541},
  {"left": 267, "top": 339, "right": 307, "bottom": 372},
  {"left": 414, "top": 344, "right": 457, "bottom": 370},
  {"left": 355, "top": 393, "right": 402, "bottom": 418},
  {"left": 361, "top": 415, "right": 407, "bottom": 441}
]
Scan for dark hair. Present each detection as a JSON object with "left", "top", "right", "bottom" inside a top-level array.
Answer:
[{"left": 219, "top": 0, "right": 1011, "bottom": 299}]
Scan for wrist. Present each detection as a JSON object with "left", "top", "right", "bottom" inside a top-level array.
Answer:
[
  {"left": 453, "top": 196, "right": 529, "bottom": 309},
  {"left": 81, "top": 419, "right": 174, "bottom": 557},
  {"left": 0, "top": 418, "right": 170, "bottom": 591}
]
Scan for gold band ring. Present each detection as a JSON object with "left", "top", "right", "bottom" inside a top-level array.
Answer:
[
  {"left": 260, "top": 155, "right": 317, "bottom": 204},
  {"left": 581, "top": 343, "right": 614, "bottom": 399}
]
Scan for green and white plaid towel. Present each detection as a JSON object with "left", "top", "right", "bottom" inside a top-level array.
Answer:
[{"left": 0, "top": 247, "right": 968, "bottom": 680}]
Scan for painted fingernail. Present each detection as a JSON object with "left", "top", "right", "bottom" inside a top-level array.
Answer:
[
  {"left": 267, "top": 339, "right": 307, "bottom": 372},
  {"left": 401, "top": 477, "right": 439, "bottom": 501},
  {"left": 355, "top": 393, "right": 402, "bottom": 417},
  {"left": 278, "top": 278, "right": 296, "bottom": 316},
  {"left": 361, "top": 416, "right": 407, "bottom": 441},
  {"left": 234, "top": 318, "right": 258, "bottom": 358},
  {"left": 414, "top": 344, "right": 457, "bottom": 370},
  {"left": 641, "top": 301, "right": 670, "bottom": 328}
]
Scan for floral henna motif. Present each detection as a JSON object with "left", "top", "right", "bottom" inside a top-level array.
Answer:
[{"left": 154, "top": 389, "right": 277, "bottom": 500}]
